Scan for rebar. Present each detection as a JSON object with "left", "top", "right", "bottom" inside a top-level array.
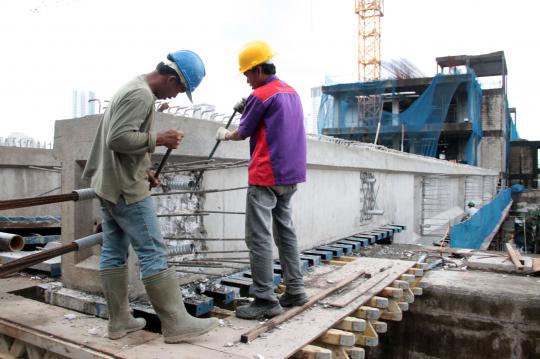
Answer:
[
  {"left": 174, "top": 269, "right": 221, "bottom": 277},
  {"left": 0, "top": 188, "right": 96, "bottom": 211},
  {"left": 196, "top": 250, "right": 250, "bottom": 254},
  {"left": 163, "top": 237, "right": 245, "bottom": 241},
  {"left": 192, "top": 109, "right": 238, "bottom": 190},
  {"left": 157, "top": 213, "right": 209, "bottom": 217},
  {"left": 151, "top": 186, "right": 248, "bottom": 197}
]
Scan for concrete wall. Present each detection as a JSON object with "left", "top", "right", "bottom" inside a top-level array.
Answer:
[
  {"left": 367, "top": 270, "right": 540, "bottom": 359},
  {"left": 54, "top": 114, "right": 498, "bottom": 294},
  {"left": 0, "top": 147, "right": 61, "bottom": 217},
  {"left": 479, "top": 89, "right": 507, "bottom": 175}
]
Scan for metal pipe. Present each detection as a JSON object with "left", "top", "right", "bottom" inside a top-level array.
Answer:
[
  {"left": 73, "top": 233, "right": 103, "bottom": 250},
  {"left": 0, "top": 232, "right": 25, "bottom": 252}
]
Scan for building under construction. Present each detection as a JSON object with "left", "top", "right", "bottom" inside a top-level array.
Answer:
[{"left": 0, "top": 0, "right": 539, "bottom": 349}]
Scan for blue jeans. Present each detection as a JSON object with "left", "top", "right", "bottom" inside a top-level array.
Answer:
[{"left": 99, "top": 196, "right": 168, "bottom": 278}]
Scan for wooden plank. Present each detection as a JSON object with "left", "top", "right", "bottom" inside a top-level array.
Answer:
[
  {"left": 329, "top": 270, "right": 390, "bottom": 308},
  {"left": 240, "top": 269, "right": 366, "bottom": 343},
  {"left": 505, "top": 243, "right": 525, "bottom": 270},
  {"left": 202, "top": 258, "right": 414, "bottom": 359}
]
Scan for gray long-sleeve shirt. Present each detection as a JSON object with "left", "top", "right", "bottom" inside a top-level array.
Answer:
[{"left": 82, "top": 76, "right": 157, "bottom": 204}]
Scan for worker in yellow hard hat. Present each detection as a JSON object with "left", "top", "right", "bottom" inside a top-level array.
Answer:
[{"left": 217, "top": 40, "right": 309, "bottom": 319}]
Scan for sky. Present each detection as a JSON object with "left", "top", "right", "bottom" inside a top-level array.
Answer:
[{"left": 0, "top": 0, "right": 537, "bottom": 143}]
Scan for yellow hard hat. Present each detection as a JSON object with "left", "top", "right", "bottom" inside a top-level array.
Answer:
[{"left": 238, "top": 40, "right": 276, "bottom": 73}]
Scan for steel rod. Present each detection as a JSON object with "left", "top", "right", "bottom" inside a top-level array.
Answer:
[
  {"left": 150, "top": 148, "right": 172, "bottom": 189},
  {"left": 151, "top": 186, "right": 248, "bottom": 197},
  {"left": 196, "top": 250, "right": 249, "bottom": 254},
  {"left": 164, "top": 237, "right": 245, "bottom": 241},
  {"left": 192, "top": 109, "right": 238, "bottom": 189},
  {"left": 174, "top": 269, "right": 221, "bottom": 277},
  {"left": 157, "top": 213, "right": 209, "bottom": 217}
]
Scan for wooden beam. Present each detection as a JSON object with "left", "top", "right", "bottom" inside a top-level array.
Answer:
[
  {"left": 318, "top": 329, "right": 355, "bottom": 347},
  {"left": 402, "top": 288, "right": 415, "bottom": 304},
  {"left": 380, "top": 300, "right": 402, "bottom": 321},
  {"left": 292, "top": 344, "right": 332, "bottom": 359},
  {"left": 352, "top": 306, "right": 380, "bottom": 320},
  {"left": 380, "top": 286, "right": 403, "bottom": 298},
  {"left": 505, "top": 243, "right": 524, "bottom": 270},
  {"left": 333, "top": 317, "right": 366, "bottom": 332},
  {"left": 368, "top": 296, "right": 388, "bottom": 309},
  {"left": 411, "top": 287, "right": 423, "bottom": 296},
  {"left": 354, "top": 320, "right": 378, "bottom": 347},
  {"left": 345, "top": 346, "right": 365, "bottom": 359},
  {"left": 369, "top": 320, "right": 387, "bottom": 334},
  {"left": 391, "top": 279, "right": 409, "bottom": 289}
]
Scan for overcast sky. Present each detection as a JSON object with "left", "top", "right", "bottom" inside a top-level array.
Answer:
[{"left": 0, "top": 0, "right": 537, "bottom": 143}]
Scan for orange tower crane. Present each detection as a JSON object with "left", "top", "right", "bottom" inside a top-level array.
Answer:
[{"left": 355, "top": 0, "right": 384, "bottom": 81}]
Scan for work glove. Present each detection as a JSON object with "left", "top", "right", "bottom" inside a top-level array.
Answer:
[
  {"left": 216, "top": 127, "right": 231, "bottom": 141},
  {"left": 233, "top": 98, "right": 247, "bottom": 114}
]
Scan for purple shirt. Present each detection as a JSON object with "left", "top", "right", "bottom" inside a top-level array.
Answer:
[{"left": 238, "top": 75, "right": 306, "bottom": 186}]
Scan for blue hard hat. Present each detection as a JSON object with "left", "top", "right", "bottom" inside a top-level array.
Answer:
[{"left": 168, "top": 50, "right": 205, "bottom": 103}]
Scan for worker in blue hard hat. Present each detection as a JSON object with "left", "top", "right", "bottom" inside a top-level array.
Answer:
[{"left": 82, "top": 50, "right": 218, "bottom": 344}]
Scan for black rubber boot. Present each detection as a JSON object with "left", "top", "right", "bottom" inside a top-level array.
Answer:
[
  {"left": 278, "top": 292, "right": 309, "bottom": 307},
  {"left": 236, "top": 298, "right": 284, "bottom": 319}
]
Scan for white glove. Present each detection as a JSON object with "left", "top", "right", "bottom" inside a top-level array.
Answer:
[
  {"left": 233, "top": 98, "right": 247, "bottom": 114},
  {"left": 216, "top": 127, "right": 231, "bottom": 141}
]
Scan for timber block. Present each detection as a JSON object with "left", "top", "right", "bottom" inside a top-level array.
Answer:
[
  {"left": 411, "top": 287, "right": 423, "bottom": 296},
  {"left": 300, "top": 254, "right": 322, "bottom": 266},
  {"left": 333, "top": 317, "right": 366, "bottom": 332},
  {"left": 352, "top": 306, "right": 380, "bottom": 320},
  {"left": 317, "top": 246, "right": 344, "bottom": 257},
  {"left": 369, "top": 320, "right": 388, "bottom": 334},
  {"left": 368, "top": 296, "right": 389, "bottom": 309},
  {"left": 345, "top": 347, "right": 365, "bottom": 359},
  {"left": 397, "top": 301, "right": 409, "bottom": 311},
  {"left": 329, "top": 243, "right": 353, "bottom": 255},
  {"left": 380, "top": 286, "right": 403, "bottom": 298},
  {"left": 292, "top": 344, "right": 332, "bottom": 359},
  {"left": 344, "top": 236, "right": 370, "bottom": 247},
  {"left": 355, "top": 320, "right": 378, "bottom": 347},
  {"left": 408, "top": 267, "right": 424, "bottom": 277},
  {"left": 318, "top": 328, "right": 355, "bottom": 347},
  {"left": 337, "top": 239, "right": 362, "bottom": 251},
  {"left": 380, "top": 299, "right": 403, "bottom": 321},
  {"left": 391, "top": 279, "right": 410, "bottom": 289}
]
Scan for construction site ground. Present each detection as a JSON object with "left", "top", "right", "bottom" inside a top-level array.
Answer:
[{"left": 0, "top": 254, "right": 424, "bottom": 359}]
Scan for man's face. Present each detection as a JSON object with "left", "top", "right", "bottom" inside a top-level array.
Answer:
[
  {"left": 158, "top": 75, "right": 186, "bottom": 100},
  {"left": 244, "top": 66, "right": 265, "bottom": 89}
]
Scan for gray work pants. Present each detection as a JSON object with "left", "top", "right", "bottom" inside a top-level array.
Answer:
[{"left": 245, "top": 185, "right": 305, "bottom": 302}]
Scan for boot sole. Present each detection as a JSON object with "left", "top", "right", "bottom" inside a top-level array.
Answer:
[
  {"left": 163, "top": 321, "right": 220, "bottom": 344},
  {"left": 108, "top": 322, "right": 147, "bottom": 340},
  {"left": 236, "top": 307, "right": 284, "bottom": 320}
]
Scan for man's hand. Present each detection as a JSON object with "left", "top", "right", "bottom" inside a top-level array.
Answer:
[
  {"left": 157, "top": 102, "right": 169, "bottom": 112},
  {"left": 216, "top": 127, "right": 231, "bottom": 141},
  {"left": 233, "top": 98, "right": 247, "bottom": 114},
  {"left": 147, "top": 170, "right": 161, "bottom": 188},
  {"left": 157, "top": 129, "right": 184, "bottom": 149}
]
